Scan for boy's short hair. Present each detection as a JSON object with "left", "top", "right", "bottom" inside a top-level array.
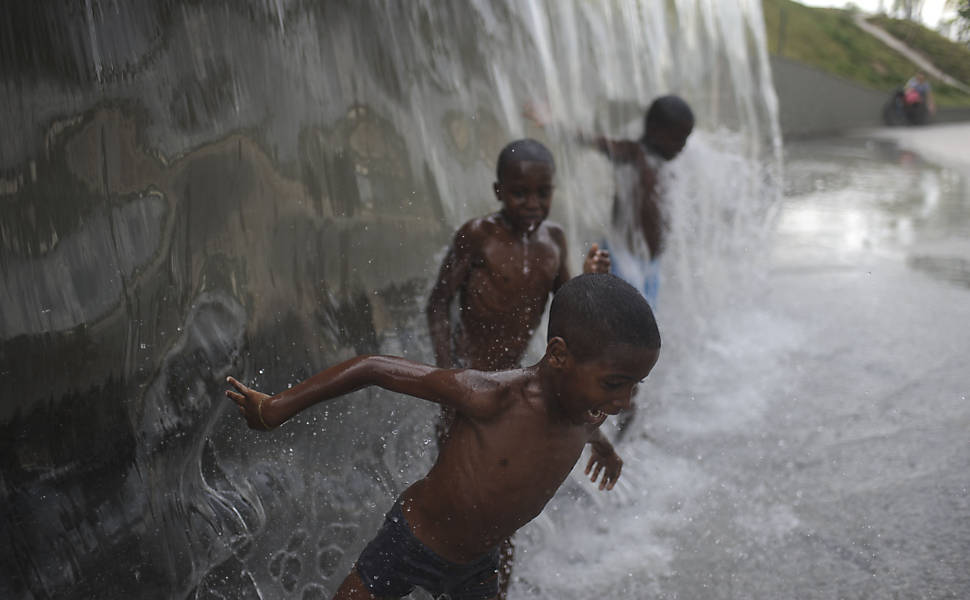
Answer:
[
  {"left": 496, "top": 138, "right": 556, "bottom": 181},
  {"left": 548, "top": 273, "right": 660, "bottom": 360},
  {"left": 645, "top": 95, "right": 695, "bottom": 130}
]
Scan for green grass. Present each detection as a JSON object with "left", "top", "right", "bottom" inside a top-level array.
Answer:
[
  {"left": 870, "top": 15, "right": 970, "bottom": 85},
  {"left": 763, "top": 0, "right": 970, "bottom": 107}
]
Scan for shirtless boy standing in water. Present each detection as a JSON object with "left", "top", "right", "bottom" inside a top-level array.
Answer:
[
  {"left": 425, "top": 138, "right": 609, "bottom": 596},
  {"left": 578, "top": 95, "right": 693, "bottom": 306},
  {"left": 528, "top": 96, "right": 692, "bottom": 439},
  {"left": 226, "top": 273, "right": 661, "bottom": 600},
  {"left": 426, "top": 138, "right": 609, "bottom": 373},
  {"left": 528, "top": 95, "right": 694, "bottom": 306}
]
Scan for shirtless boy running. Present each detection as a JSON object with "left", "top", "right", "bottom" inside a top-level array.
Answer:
[{"left": 226, "top": 273, "right": 661, "bottom": 600}]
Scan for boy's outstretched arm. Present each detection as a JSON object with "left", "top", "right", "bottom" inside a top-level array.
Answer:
[
  {"left": 226, "top": 356, "right": 501, "bottom": 430},
  {"left": 523, "top": 100, "right": 640, "bottom": 163},
  {"left": 580, "top": 135, "right": 644, "bottom": 164},
  {"left": 523, "top": 101, "right": 601, "bottom": 153},
  {"left": 426, "top": 224, "right": 476, "bottom": 368},
  {"left": 585, "top": 429, "right": 623, "bottom": 491}
]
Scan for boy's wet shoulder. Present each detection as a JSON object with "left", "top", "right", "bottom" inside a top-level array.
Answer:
[
  {"left": 464, "top": 213, "right": 519, "bottom": 240},
  {"left": 454, "top": 216, "right": 498, "bottom": 246},
  {"left": 459, "top": 213, "right": 510, "bottom": 233},
  {"left": 456, "top": 215, "right": 565, "bottom": 261}
]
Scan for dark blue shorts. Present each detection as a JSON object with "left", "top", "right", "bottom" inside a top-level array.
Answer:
[{"left": 355, "top": 500, "right": 500, "bottom": 600}]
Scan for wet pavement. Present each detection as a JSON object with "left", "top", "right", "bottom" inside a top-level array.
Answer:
[{"left": 511, "top": 130, "right": 970, "bottom": 599}]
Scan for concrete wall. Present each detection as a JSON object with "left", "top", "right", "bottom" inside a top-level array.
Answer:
[
  {"left": 771, "top": 55, "right": 888, "bottom": 137},
  {"left": 935, "top": 107, "right": 970, "bottom": 123},
  {"left": 771, "top": 55, "right": 970, "bottom": 137}
]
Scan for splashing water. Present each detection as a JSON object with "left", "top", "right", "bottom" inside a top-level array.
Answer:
[{"left": 0, "top": 1, "right": 780, "bottom": 598}]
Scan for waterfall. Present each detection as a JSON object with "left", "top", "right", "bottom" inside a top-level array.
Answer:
[{"left": 0, "top": 1, "right": 780, "bottom": 598}]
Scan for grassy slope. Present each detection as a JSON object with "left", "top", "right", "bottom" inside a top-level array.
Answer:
[
  {"left": 870, "top": 15, "right": 970, "bottom": 84},
  {"left": 763, "top": 0, "right": 970, "bottom": 107}
]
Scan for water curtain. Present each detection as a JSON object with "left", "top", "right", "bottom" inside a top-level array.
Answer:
[{"left": 0, "top": 1, "right": 779, "bottom": 597}]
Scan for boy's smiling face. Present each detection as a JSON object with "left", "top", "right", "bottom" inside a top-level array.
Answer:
[
  {"left": 493, "top": 160, "right": 554, "bottom": 233},
  {"left": 555, "top": 342, "right": 660, "bottom": 427}
]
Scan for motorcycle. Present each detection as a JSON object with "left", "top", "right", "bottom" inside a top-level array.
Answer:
[{"left": 882, "top": 87, "right": 930, "bottom": 126}]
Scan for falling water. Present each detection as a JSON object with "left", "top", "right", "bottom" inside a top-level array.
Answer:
[
  {"left": 522, "top": 232, "right": 531, "bottom": 277},
  {"left": 0, "top": 1, "right": 780, "bottom": 598}
]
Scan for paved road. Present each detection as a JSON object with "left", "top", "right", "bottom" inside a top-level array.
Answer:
[
  {"left": 512, "top": 129, "right": 970, "bottom": 599},
  {"left": 866, "top": 122, "right": 970, "bottom": 174},
  {"left": 650, "top": 131, "right": 970, "bottom": 599}
]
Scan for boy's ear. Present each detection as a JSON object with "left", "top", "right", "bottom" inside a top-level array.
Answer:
[
  {"left": 545, "top": 337, "right": 571, "bottom": 369},
  {"left": 493, "top": 181, "right": 502, "bottom": 201}
]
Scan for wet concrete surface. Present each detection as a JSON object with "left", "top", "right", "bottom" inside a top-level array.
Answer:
[{"left": 493, "top": 132, "right": 970, "bottom": 599}]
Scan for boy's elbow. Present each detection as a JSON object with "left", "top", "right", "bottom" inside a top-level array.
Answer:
[
  {"left": 346, "top": 354, "right": 385, "bottom": 384},
  {"left": 356, "top": 355, "right": 396, "bottom": 390}
]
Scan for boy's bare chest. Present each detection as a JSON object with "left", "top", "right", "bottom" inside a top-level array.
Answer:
[
  {"left": 472, "top": 235, "right": 561, "bottom": 288},
  {"left": 475, "top": 414, "right": 590, "bottom": 485}
]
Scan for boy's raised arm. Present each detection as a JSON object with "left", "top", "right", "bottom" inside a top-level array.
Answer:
[
  {"left": 581, "top": 135, "right": 644, "bottom": 164},
  {"left": 226, "top": 356, "right": 500, "bottom": 430},
  {"left": 426, "top": 223, "right": 476, "bottom": 368},
  {"left": 522, "top": 101, "right": 640, "bottom": 164}
]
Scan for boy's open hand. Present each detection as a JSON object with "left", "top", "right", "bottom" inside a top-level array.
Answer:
[
  {"left": 225, "top": 376, "right": 274, "bottom": 430},
  {"left": 586, "top": 444, "right": 623, "bottom": 491},
  {"left": 583, "top": 243, "right": 611, "bottom": 274}
]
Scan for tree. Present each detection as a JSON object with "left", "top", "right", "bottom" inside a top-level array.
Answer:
[
  {"left": 944, "top": 0, "right": 970, "bottom": 42},
  {"left": 893, "top": 0, "right": 925, "bottom": 21}
]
